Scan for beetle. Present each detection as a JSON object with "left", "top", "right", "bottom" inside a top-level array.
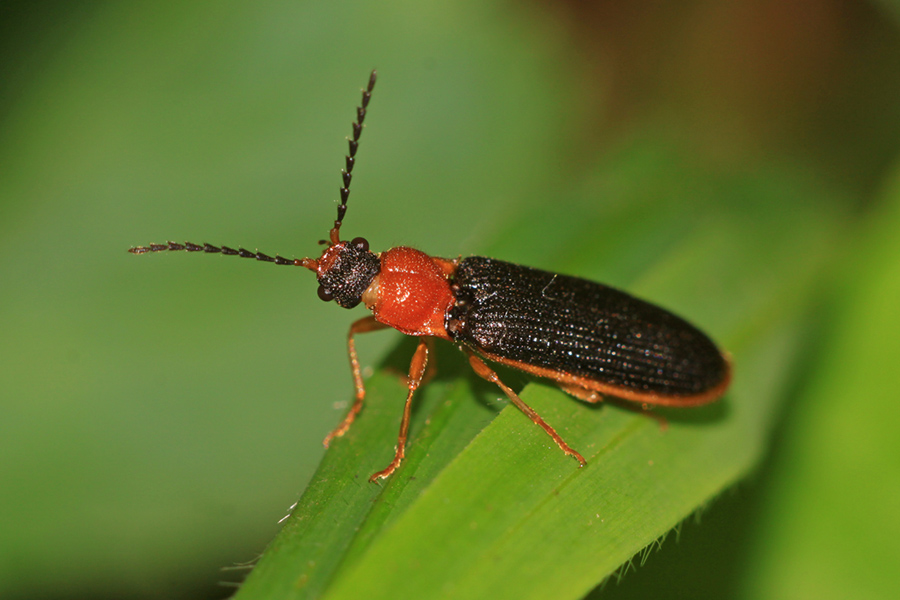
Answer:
[{"left": 131, "top": 70, "right": 731, "bottom": 481}]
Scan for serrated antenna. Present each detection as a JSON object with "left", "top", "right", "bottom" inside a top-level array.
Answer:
[
  {"left": 130, "top": 70, "right": 378, "bottom": 273},
  {"left": 330, "top": 69, "right": 376, "bottom": 244}
]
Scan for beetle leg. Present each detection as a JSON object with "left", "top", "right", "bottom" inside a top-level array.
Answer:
[
  {"left": 420, "top": 337, "right": 437, "bottom": 385},
  {"left": 558, "top": 383, "right": 604, "bottom": 404},
  {"left": 559, "top": 382, "right": 668, "bottom": 430},
  {"left": 369, "top": 337, "right": 430, "bottom": 482},
  {"left": 562, "top": 383, "right": 669, "bottom": 430},
  {"left": 323, "top": 315, "right": 390, "bottom": 448},
  {"left": 464, "top": 350, "right": 586, "bottom": 467}
]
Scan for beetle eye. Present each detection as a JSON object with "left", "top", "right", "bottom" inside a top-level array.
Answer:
[
  {"left": 351, "top": 237, "right": 369, "bottom": 252},
  {"left": 317, "top": 285, "right": 334, "bottom": 302}
]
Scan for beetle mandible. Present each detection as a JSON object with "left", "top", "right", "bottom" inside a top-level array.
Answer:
[{"left": 130, "top": 70, "right": 732, "bottom": 481}]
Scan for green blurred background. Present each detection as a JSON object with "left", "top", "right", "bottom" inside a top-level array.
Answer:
[{"left": 2, "top": 1, "right": 899, "bottom": 598}]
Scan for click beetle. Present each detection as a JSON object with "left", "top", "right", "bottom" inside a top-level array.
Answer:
[{"left": 131, "top": 70, "right": 732, "bottom": 481}]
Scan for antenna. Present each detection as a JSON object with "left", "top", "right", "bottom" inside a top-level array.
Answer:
[
  {"left": 129, "top": 70, "right": 378, "bottom": 269},
  {"left": 331, "top": 69, "right": 377, "bottom": 244},
  {"left": 127, "top": 241, "right": 295, "bottom": 263}
]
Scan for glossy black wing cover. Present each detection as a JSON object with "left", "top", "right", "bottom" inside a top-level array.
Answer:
[{"left": 446, "top": 256, "right": 728, "bottom": 397}]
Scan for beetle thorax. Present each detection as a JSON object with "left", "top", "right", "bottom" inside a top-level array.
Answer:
[{"left": 366, "top": 246, "right": 455, "bottom": 339}]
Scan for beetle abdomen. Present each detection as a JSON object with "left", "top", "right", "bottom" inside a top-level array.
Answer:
[{"left": 446, "top": 256, "right": 728, "bottom": 400}]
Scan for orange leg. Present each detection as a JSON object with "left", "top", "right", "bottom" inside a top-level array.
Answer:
[
  {"left": 369, "top": 337, "right": 431, "bottom": 482},
  {"left": 421, "top": 337, "right": 437, "bottom": 385},
  {"left": 561, "top": 382, "right": 668, "bottom": 431},
  {"left": 465, "top": 350, "right": 586, "bottom": 467},
  {"left": 559, "top": 382, "right": 603, "bottom": 404},
  {"left": 323, "top": 316, "right": 389, "bottom": 448}
]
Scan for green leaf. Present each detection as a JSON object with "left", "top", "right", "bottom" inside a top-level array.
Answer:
[
  {"left": 741, "top": 169, "right": 900, "bottom": 599},
  {"left": 235, "top": 156, "right": 846, "bottom": 600}
]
